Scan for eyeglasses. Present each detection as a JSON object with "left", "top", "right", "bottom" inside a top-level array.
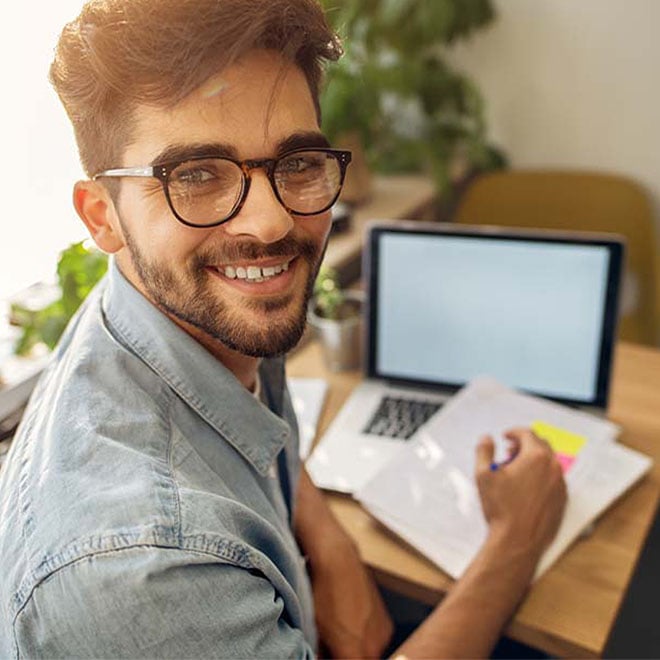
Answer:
[{"left": 94, "top": 148, "right": 352, "bottom": 228}]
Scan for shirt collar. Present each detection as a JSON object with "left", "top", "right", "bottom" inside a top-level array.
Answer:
[{"left": 101, "top": 260, "right": 290, "bottom": 476}]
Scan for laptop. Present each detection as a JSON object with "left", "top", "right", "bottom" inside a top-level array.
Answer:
[{"left": 307, "top": 220, "right": 624, "bottom": 494}]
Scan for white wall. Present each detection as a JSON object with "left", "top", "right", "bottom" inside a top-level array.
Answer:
[
  {"left": 1, "top": 3, "right": 87, "bottom": 302},
  {"left": 447, "top": 0, "right": 660, "bottom": 231}
]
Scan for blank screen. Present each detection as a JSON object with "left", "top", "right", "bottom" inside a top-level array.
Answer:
[{"left": 376, "top": 234, "right": 611, "bottom": 401}]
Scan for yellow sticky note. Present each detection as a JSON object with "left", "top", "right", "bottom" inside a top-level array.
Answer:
[{"left": 531, "top": 420, "right": 587, "bottom": 457}]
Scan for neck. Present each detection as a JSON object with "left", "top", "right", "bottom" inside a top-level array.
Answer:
[{"left": 172, "top": 316, "right": 262, "bottom": 391}]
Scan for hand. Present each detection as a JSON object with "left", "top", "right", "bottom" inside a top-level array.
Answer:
[
  {"left": 389, "top": 430, "right": 567, "bottom": 659},
  {"left": 475, "top": 428, "right": 567, "bottom": 557}
]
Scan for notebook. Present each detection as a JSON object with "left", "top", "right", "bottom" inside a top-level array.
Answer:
[
  {"left": 356, "top": 376, "right": 651, "bottom": 580},
  {"left": 307, "top": 220, "right": 624, "bottom": 494}
]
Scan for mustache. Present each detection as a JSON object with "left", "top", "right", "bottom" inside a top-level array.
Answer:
[{"left": 192, "top": 235, "right": 318, "bottom": 267}]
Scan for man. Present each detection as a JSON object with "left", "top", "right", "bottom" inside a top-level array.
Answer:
[{"left": 0, "top": 0, "right": 566, "bottom": 657}]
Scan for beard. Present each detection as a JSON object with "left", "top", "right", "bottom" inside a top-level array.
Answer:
[{"left": 121, "top": 227, "right": 324, "bottom": 358}]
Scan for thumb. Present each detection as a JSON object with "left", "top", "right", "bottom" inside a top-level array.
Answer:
[{"left": 475, "top": 435, "right": 495, "bottom": 473}]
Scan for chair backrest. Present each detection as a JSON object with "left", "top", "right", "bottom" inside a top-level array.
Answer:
[{"left": 453, "top": 170, "right": 659, "bottom": 346}]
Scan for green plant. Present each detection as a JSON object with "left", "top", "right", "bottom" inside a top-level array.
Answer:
[
  {"left": 11, "top": 242, "right": 108, "bottom": 355},
  {"left": 313, "top": 266, "right": 346, "bottom": 319},
  {"left": 319, "top": 0, "right": 506, "bottom": 196}
]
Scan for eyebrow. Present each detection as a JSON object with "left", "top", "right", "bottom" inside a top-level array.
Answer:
[
  {"left": 150, "top": 131, "right": 331, "bottom": 166},
  {"left": 276, "top": 131, "right": 331, "bottom": 154},
  {"left": 151, "top": 143, "right": 238, "bottom": 165}
]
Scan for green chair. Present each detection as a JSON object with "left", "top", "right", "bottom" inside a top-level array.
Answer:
[{"left": 453, "top": 170, "right": 659, "bottom": 346}]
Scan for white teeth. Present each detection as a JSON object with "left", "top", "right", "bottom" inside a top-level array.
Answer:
[
  {"left": 220, "top": 259, "right": 292, "bottom": 281},
  {"left": 246, "top": 266, "right": 261, "bottom": 279}
]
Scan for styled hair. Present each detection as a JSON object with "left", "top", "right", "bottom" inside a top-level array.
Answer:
[{"left": 50, "top": 0, "right": 342, "bottom": 177}]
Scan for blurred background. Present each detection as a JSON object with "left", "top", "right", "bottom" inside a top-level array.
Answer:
[{"left": 448, "top": 0, "right": 659, "bottom": 210}]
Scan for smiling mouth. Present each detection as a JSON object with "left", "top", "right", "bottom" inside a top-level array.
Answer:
[{"left": 208, "top": 257, "right": 294, "bottom": 283}]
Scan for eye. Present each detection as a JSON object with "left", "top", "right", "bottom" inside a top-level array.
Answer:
[
  {"left": 171, "top": 166, "right": 217, "bottom": 186},
  {"left": 167, "top": 158, "right": 241, "bottom": 198},
  {"left": 278, "top": 152, "right": 325, "bottom": 176}
]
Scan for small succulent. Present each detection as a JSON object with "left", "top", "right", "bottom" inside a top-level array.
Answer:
[{"left": 313, "top": 266, "right": 346, "bottom": 320}]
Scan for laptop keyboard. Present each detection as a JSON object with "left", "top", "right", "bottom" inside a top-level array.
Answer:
[{"left": 363, "top": 396, "right": 443, "bottom": 440}]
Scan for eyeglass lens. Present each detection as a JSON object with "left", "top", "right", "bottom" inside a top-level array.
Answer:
[{"left": 167, "top": 150, "right": 342, "bottom": 226}]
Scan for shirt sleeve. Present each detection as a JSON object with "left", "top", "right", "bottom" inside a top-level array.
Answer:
[{"left": 14, "top": 545, "right": 315, "bottom": 659}]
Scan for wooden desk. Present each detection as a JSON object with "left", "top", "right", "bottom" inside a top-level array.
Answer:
[{"left": 287, "top": 341, "right": 660, "bottom": 658}]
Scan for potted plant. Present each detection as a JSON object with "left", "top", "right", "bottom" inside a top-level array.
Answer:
[
  {"left": 319, "top": 0, "right": 506, "bottom": 208},
  {"left": 308, "top": 266, "right": 363, "bottom": 371}
]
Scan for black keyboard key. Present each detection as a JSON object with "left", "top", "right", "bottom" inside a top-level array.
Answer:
[{"left": 363, "top": 396, "right": 443, "bottom": 440}]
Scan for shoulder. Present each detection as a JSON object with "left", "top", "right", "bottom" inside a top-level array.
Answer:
[
  {"left": 11, "top": 544, "right": 315, "bottom": 658},
  {"left": 15, "top": 278, "right": 174, "bottom": 486},
  {"left": 0, "top": 283, "right": 179, "bottom": 606}
]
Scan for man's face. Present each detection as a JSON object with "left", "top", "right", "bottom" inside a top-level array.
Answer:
[{"left": 113, "top": 50, "right": 332, "bottom": 358}]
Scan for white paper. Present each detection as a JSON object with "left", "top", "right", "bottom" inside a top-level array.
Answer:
[
  {"left": 288, "top": 377, "right": 328, "bottom": 459},
  {"left": 357, "top": 376, "right": 651, "bottom": 580}
]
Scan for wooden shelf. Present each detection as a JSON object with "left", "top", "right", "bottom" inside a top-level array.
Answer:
[{"left": 324, "top": 174, "right": 437, "bottom": 284}]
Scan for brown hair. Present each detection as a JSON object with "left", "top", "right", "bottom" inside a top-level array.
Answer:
[{"left": 50, "top": 0, "right": 342, "bottom": 177}]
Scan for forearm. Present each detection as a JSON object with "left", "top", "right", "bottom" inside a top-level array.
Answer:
[
  {"left": 392, "top": 530, "right": 539, "bottom": 659},
  {"left": 294, "top": 466, "right": 394, "bottom": 658},
  {"left": 294, "top": 466, "right": 356, "bottom": 563}
]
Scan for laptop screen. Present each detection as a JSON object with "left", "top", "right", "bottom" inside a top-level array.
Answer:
[{"left": 366, "top": 222, "right": 624, "bottom": 408}]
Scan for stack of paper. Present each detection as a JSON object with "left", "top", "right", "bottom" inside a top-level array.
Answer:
[
  {"left": 288, "top": 377, "right": 328, "bottom": 459},
  {"left": 357, "top": 377, "right": 652, "bottom": 580}
]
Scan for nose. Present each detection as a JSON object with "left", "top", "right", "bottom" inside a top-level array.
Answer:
[{"left": 224, "top": 170, "right": 294, "bottom": 243}]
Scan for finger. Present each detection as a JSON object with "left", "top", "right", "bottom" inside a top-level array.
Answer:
[
  {"left": 504, "top": 427, "right": 551, "bottom": 453},
  {"left": 504, "top": 435, "right": 522, "bottom": 460},
  {"left": 475, "top": 435, "right": 495, "bottom": 472},
  {"left": 503, "top": 427, "right": 537, "bottom": 443}
]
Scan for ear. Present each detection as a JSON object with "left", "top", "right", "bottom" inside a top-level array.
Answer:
[{"left": 73, "top": 180, "right": 125, "bottom": 254}]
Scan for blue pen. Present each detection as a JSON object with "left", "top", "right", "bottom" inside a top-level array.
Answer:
[{"left": 489, "top": 454, "right": 517, "bottom": 471}]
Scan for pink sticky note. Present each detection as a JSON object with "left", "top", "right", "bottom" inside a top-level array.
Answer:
[{"left": 555, "top": 452, "right": 576, "bottom": 473}]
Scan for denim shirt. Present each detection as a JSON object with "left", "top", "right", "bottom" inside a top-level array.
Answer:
[{"left": 0, "top": 262, "right": 317, "bottom": 658}]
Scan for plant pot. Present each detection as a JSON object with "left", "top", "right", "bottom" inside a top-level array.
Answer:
[{"left": 307, "top": 291, "right": 364, "bottom": 372}]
